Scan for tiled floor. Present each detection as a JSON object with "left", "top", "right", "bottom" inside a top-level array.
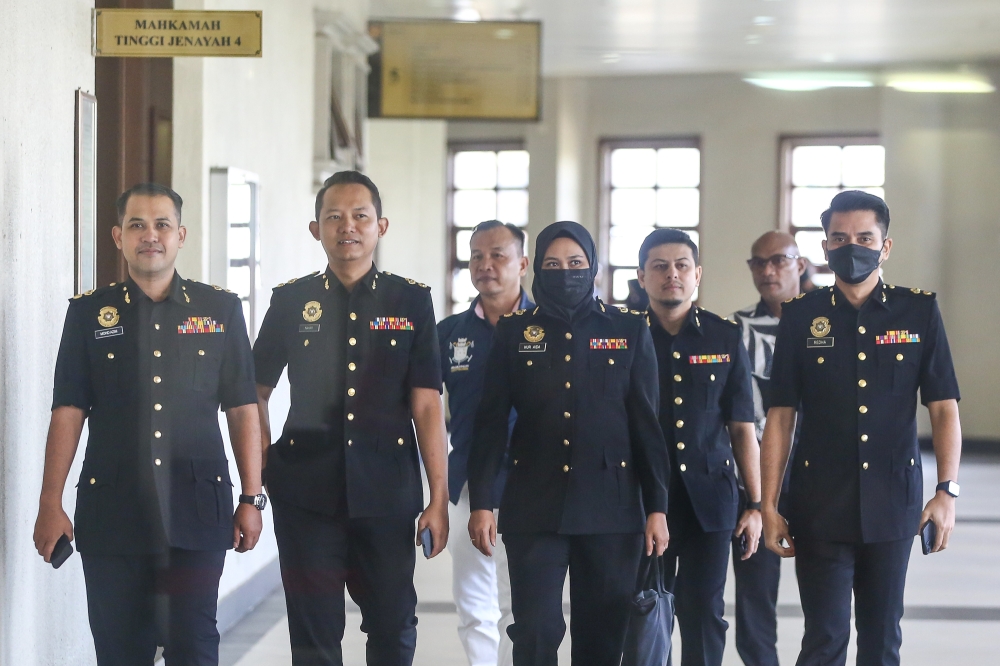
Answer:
[{"left": 222, "top": 453, "right": 1000, "bottom": 665}]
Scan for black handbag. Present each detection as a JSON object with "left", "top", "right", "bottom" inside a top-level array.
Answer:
[{"left": 622, "top": 555, "right": 675, "bottom": 666}]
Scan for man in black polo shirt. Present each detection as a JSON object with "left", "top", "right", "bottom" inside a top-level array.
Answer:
[
  {"left": 254, "top": 171, "right": 448, "bottom": 666},
  {"left": 762, "top": 191, "right": 962, "bottom": 666},
  {"left": 637, "top": 228, "right": 762, "bottom": 666},
  {"left": 34, "top": 183, "right": 264, "bottom": 666}
]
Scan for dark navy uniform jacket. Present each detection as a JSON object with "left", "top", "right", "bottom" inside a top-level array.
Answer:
[
  {"left": 770, "top": 282, "right": 960, "bottom": 543},
  {"left": 650, "top": 305, "right": 755, "bottom": 534},
  {"left": 438, "top": 291, "right": 534, "bottom": 508},
  {"left": 53, "top": 274, "right": 257, "bottom": 554},
  {"left": 254, "top": 265, "right": 442, "bottom": 519},
  {"left": 468, "top": 299, "right": 670, "bottom": 535}
]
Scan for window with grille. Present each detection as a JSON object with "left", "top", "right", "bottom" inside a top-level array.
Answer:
[
  {"left": 780, "top": 137, "right": 885, "bottom": 287},
  {"left": 447, "top": 144, "right": 530, "bottom": 315},
  {"left": 600, "top": 139, "right": 701, "bottom": 304}
]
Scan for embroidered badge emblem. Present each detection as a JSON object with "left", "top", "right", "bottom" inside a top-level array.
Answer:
[
  {"left": 810, "top": 317, "right": 831, "bottom": 338},
  {"left": 303, "top": 301, "right": 323, "bottom": 323},
  {"left": 450, "top": 338, "right": 474, "bottom": 372},
  {"left": 98, "top": 306, "right": 120, "bottom": 328},
  {"left": 524, "top": 325, "right": 545, "bottom": 343}
]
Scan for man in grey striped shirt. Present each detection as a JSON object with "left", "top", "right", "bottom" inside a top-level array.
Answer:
[{"left": 729, "top": 231, "right": 806, "bottom": 666}]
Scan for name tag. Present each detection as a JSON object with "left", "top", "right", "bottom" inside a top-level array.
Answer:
[
  {"left": 519, "top": 343, "right": 547, "bottom": 353},
  {"left": 806, "top": 338, "right": 835, "bottom": 348},
  {"left": 94, "top": 326, "right": 123, "bottom": 339},
  {"left": 299, "top": 324, "right": 320, "bottom": 333}
]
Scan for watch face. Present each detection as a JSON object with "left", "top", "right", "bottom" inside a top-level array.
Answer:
[
  {"left": 255, "top": 494, "right": 268, "bottom": 510},
  {"left": 947, "top": 481, "right": 960, "bottom": 497}
]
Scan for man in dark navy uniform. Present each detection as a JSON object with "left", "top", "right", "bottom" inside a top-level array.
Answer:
[
  {"left": 637, "top": 228, "right": 762, "bottom": 666},
  {"left": 34, "top": 183, "right": 264, "bottom": 666},
  {"left": 762, "top": 190, "right": 962, "bottom": 666},
  {"left": 438, "top": 220, "right": 532, "bottom": 666},
  {"left": 254, "top": 171, "right": 449, "bottom": 666},
  {"left": 469, "top": 222, "right": 669, "bottom": 666}
]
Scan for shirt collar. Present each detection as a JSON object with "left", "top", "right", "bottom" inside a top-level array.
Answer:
[
  {"left": 323, "top": 263, "right": 380, "bottom": 295},
  {"left": 646, "top": 303, "right": 704, "bottom": 336},
  {"left": 471, "top": 289, "right": 533, "bottom": 321},
  {"left": 123, "top": 271, "right": 193, "bottom": 309},
  {"left": 752, "top": 299, "right": 773, "bottom": 318},
  {"left": 830, "top": 279, "right": 890, "bottom": 312}
]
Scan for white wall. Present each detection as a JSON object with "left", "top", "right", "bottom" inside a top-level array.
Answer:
[
  {"left": 0, "top": 2, "right": 97, "bottom": 663},
  {"left": 450, "top": 73, "right": 1000, "bottom": 441}
]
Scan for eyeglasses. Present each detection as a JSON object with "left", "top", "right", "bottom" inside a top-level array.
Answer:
[{"left": 746, "top": 254, "right": 801, "bottom": 271}]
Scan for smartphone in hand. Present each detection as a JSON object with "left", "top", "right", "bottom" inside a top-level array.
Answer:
[
  {"left": 733, "top": 532, "right": 748, "bottom": 557},
  {"left": 920, "top": 520, "right": 937, "bottom": 555},
  {"left": 420, "top": 527, "right": 433, "bottom": 559},
  {"left": 51, "top": 534, "right": 74, "bottom": 569}
]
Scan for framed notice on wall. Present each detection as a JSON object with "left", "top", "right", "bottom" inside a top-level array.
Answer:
[
  {"left": 368, "top": 20, "right": 541, "bottom": 121},
  {"left": 75, "top": 90, "right": 97, "bottom": 294}
]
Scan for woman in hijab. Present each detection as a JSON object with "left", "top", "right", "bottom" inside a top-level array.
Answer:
[{"left": 467, "top": 221, "right": 670, "bottom": 666}]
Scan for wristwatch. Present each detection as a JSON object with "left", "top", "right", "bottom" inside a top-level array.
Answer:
[
  {"left": 746, "top": 500, "right": 762, "bottom": 511},
  {"left": 239, "top": 493, "right": 268, "bottom": 510},
  {"left": 935, "top": 481, "right": 960, "bottom": 498}
]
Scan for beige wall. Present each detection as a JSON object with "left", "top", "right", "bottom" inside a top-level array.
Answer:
[{"left": 450, "top": 73, "right": 1000, "bottom": 441}]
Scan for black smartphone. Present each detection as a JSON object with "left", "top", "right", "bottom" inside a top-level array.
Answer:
[
  {"left": 920, "top": 520, "right": 937, "bottom": 555},
  {"left": 733, "top": 532, "right": 748, "bottom": 557},
  {"left": 50, "top": 534, "right": 74, "bottom": 569},
  {"left": 420, "top": 527, "right": 433, "bottom": 559}
]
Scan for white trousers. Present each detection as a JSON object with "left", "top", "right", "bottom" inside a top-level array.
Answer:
[{"left": 448, "top": 484, "right": 514, "bottom": 666}]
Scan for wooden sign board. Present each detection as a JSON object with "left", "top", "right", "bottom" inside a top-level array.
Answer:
[
  {"left": 93, "top": 9, "right": 262, "bottom": 58},
  {"left": 370, "top": 21, "right": 540, "bottom": 121}
]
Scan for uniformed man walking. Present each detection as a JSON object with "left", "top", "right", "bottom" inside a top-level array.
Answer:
[
  {"left": 33, "top": 183, "right": 265, "bottom": 666},
  {"left": 254, "top": 171, "right": 449, "bottom": 666},
  {"left": 468, "top": 221, "right": 670, "bottom": 666},
  {"left": 730, "top": 231, "right": 806, "bottom": 666},
  {"left": 636, "top": 228, "right": 762, "bottom": 666},
  {"left": 438, "top": 220, "right": 532, "bottom": 666},
  {"left": 761, "top": 190, "right": 962, "bottom": 666}
]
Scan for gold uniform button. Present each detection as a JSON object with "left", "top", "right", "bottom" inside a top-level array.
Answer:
[
  {"left": 563, "top": 465, "right": 570, "bottom": 473},
  {"left": 154, "top": 431, "right": 161, "bottom": 438},
  {"left": 620, "top": 461, "right": 627, "bottom": 468},
  {"left": 673, "top": 351, "right": 681, "bottom": 359},
  {"left": 804, "top": 460, "right": 810, "bottom": 467},
  {"left": 565, "top": 382, "right": 571, "bottom": 389},
  {"left": 290, "top": 439, "right": 295, "bottom": 445},
  {"left": 861, "top": 434, "right": 869, "bottom": 442},
  {"left": 153, "top": 376, "right": 161, "bottom": 383},
  {"left": 513, "top": 459, "right": 518, "bottom": 465},
  {"left": 347, "top": 388, "right": 356, "bottom": 396},
  {"left": 674, "top": 397, "right": 683, "bottom": 405},
  {"left": 526, "top": 360, "right": 533, "bottom": 366},
  {"left": 863, "top": 462, "right": 869, "bottom": 470},
  {"left": 198, "top": 349, "right": 205, "bottom": 356},
  {"left": 154, "top": 324, "right": 160, "bottom": 330},
  {"left": 564, "top": 412, "right": 571, "bottom": 419},
  {"left": 563, "top": 439, "right": 570, "bottom": 446},
  {"left": 349, "top": 337, "right": 357, "bottom": 346},
  {"left": 154, "top": 404, "right": 162, "bottom": 411},
  {"left": 859, "top": 379, "right": 867, "bottom": 388},
  {"left": 565, "top": 355, "right": 571, "bottom": 362},
  {"left": 858, "top": 352, "right": 867, "bottom": 361},
  {"left": 680, "top": 464, "right": 687, "bottom": 472},
  {"left": 710, "top": 374, "right": 716, "bottom": 381},
  {"left": 398, "top": 438, "right": 405, "bottom": 445},
  {"left": 674, "top": 374, "right": 682, "bottom": 382},
  {"left": 608, "top": 358, "right": 615, "bottom": 365},
  {"left": 676, "top": 420, "right": 684, "bottom": 428},
  {"left": 153, "top": 350, "right": 161, "bottom": 358},
  {"left": 677, "top": 442, "right": 685, "bottom": 450},
  {"left": 910, "top": 458, "right": 915, "bottom": 466},
  {"left": 107, "top": 353, "right": 115, "bottom": 360},
  {"left": 859, "top": 405, "right": 868, "bottom": 414},
  {"left": 347, "top": 440, "right": 352, "bottom": 446},
  {"left": 350, "top": 312, "right": 357, "bottom": 321},
  {"left": 391, "top": 339, "right": 397, "bottom": 346},
  {"left": 348, "top": 363, "right": 356, "bottom": 371},
  {"left": 154, "top": 459, "right": 162, "bottom": 466},
  {"left": 896, "top": 353, "right": 904, "bottom": 361},
  {"left": 859, "top": 326, "right": 867, "bottom": 334},
  {"left": 304, "top": 339, "right": 310, "bottom": 347},
  {"left": 90, "top": 478, "right": 96, "bottom": 485},
  {"left": 726, "top": 459, "right": 730, "bottom": 466},
  {"left": 565, "top": 332, "right": 573, "bottom": 340},
  {"left": 817, "top": 357, "right": 825, "bottom": 364},
  {"left": 217, "top": 476, "right": 222, "bottom": 482},
  {"left": 347, "top": 413, "right": 355, "bottom": 420}
]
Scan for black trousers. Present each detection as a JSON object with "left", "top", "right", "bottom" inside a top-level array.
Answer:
[
  {"left": 794, "top": 537, "right": 912, "bottom": 666},
  {"left": 81, "top": 547, "right": 226, "bottom": 666},
  {"left": 732, "top": 537, "right": 782, "bottom": 666},
  {"left": 271, "top": 499, "right": 418, "bottom": 666},
  {"left": 504, "top": 532, "right": 643, "bottom": 666}
]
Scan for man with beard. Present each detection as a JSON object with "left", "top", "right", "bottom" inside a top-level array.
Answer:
[
  {"left": 636, "top": 228, "right": 761, "bottom": 666},
  {"left": 762, "top": 191, "right": 962, "bottom": 666}
]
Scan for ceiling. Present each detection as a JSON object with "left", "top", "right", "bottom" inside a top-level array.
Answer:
[{"left": 370, "top": 0, "right": 1000, "bottom": 76}]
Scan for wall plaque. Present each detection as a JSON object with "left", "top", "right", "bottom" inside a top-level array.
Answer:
[{"left": 93, "top": 9, "right": 262, "bottom": 58}]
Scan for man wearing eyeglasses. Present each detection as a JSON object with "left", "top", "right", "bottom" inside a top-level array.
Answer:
[{"left": 729, "top": 231, "right": 805, "bottom": 666}]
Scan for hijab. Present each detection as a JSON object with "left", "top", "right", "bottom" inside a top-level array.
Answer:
[{"left": 531, "top": 221, "right": 599, "bottom": 323}]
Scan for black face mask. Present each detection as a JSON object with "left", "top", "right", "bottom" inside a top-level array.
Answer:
[
  {"left": 537, "top": 269, "right": 593, "bottom": 308},
  {"left": 827, "top": 242, "right": 884, "bottom": 285}
]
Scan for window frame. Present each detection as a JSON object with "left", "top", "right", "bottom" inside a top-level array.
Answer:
[
  {"left": 446, "top": 140, "right": 528, "bottom": 314},
  {"left": 778, "top": 134, "right": 883, "bottom": 277},
  {"left": 598, "top": 137, "right": 702, "bottom": 304}
]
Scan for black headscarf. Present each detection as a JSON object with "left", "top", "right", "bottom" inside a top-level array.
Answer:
[{"left": 531, "top": 221, "right": 599, "bottom": 323}]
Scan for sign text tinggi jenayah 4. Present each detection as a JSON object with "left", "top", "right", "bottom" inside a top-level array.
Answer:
[{"left": 93, "top": 9, "right": 262, "bottom": 58}]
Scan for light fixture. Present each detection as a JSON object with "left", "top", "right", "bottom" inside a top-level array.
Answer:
[
  {"left": 885, "top": 72, "right": 995, "bottom": 94},
  {"left": 743, "top": 72, "right": 874, "bottom": 91},
  {"left": 752, "top": 16, "right": 775, "bottom": 26}
]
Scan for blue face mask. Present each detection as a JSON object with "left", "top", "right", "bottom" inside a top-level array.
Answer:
[{"left": 827, "top": 242, "right": 884, "bottom": 285}]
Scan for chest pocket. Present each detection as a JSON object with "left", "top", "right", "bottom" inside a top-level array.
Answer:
[
  {"left": 180, "top": 335, "right": 225, "bottom": 392},
  {"left": 877, "top": 346, "right": 920, "bottom": 395},
  {"left": 690, "top": 363, "right": 727, "bottom": 411},
  {"left": 588, "top": 351, "right": 630, "bottom": 398},
  {"left": 89, "top": 337, "right": 129, "bottom": 405},
  {"left": 375, "top": 329, "right": 414, "bottom": 378}
]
